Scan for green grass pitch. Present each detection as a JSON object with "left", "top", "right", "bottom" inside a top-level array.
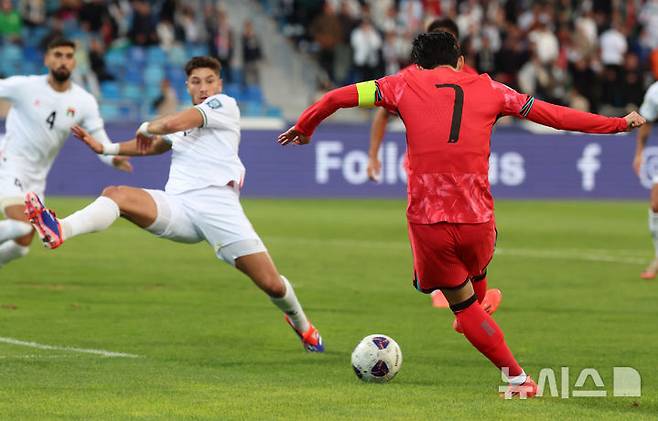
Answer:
[{"left": 1, "top": 198, "right": 657, "bottom": 420}]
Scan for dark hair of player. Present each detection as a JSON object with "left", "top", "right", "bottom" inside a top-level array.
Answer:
[
  {"left": 427, "top": 18, "right": 459, "bottom": 38},
  {"left": 46, "top": 38, "right": 76, "bottom": 51},
  {"left": 410, "top": 32, "right": 461, "bottom": 69},
  {"left": 185, "top": 56, "right": 222, "bottom": 77}
]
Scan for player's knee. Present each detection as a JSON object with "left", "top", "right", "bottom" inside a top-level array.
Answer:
[
  {"left": 441, "top": 279, "right": 475, "bottom": 307},
  {"left": 264, "top": 276, "right": 286, "bottom": 298},
  {"left": 14, "top": 230, "right": 34, "bottom": 247},
  {"left": 101, "top": 185, "right": 130, "bottom": 206},
  {"left": 101, "top": 185, "right": 120, "bottom": 200}
]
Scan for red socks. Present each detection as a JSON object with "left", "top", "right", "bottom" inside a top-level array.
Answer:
[{"left": 453, "top": 295, "right": 523, "bottom": 377}]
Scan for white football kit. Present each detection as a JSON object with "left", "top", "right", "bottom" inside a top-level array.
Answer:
[
  {"left": 143, "top": 94, "right": 266, "bottom": 264},
  {"left": 0, "top": 75, "right": 114, "bottom": 210},
  {"left": 639, "top": 81, "right": 658, "bottom": 183}
]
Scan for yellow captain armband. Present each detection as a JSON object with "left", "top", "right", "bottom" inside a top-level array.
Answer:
[{"left": 356, "top": 80, "right": 378, "bottom": 108}]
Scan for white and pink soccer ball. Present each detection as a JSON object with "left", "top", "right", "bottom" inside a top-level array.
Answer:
[{"left": 351, "top": 334, "right": 402, "bottom": 383}]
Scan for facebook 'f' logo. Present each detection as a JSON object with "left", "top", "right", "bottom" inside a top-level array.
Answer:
[{"left": 577, "top": 143, "right": 602, "bottom": 192}]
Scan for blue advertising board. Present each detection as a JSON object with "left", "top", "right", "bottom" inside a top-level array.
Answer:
[{"left": 37, "top": 123, "right": 652, "bottom": 199}]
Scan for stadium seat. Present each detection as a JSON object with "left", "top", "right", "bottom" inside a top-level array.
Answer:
[
  {"left": 23, "top": 46, "right": 41, "bottom": 62},
  {"left": 99, "top": 103, "right": 121, "bottom": 120},
  {"left": 167, "top": 45, "right": 187, "bottom": 66},
  {"left": 175, "top": 84, "right": 188, "bottom": 100},
  {"left": 145, "top": 86, "right": 161, "bottom": 101},
  {"left": 20, "top": 62, "right": 38, "bottom": 74},
  {"left": 22, "top": 27, "right": 48, "bottom": 48},
  {"left": 166, "top": 66, "right": 186, "bottom": 85},
  {"left": 266, "top": 105, "right": 283, "bottom": 118},
  {"left": 243, "top": 85, "right": 264, "bottom": 102},
  {"left": 128, "top": 46, "right": 146, "bottom": 64},
  {"left": 61, "top": 19, "right": 79, "bottom": 36},
  {"left": 144, "top": 65, "right": 165, "bottom": 85},
  {"left": 105, "top": 49, "right": 127, "bottom": 70},
  {"left": 2, "top": 44, "right": 23, "bottom": 63},
  {"left": 121, "top": 83, "right": 144, "bottom": 102},
  {"left": 241, "top": 100, "right": 264, "bottom": 117},
  {"left": 223, "top": 83, "right": 242, "bottom": 100},
  {"left": 146, "top": 47, "right": 167, "bottom": 66},
  {"left": 124, "top": 66, "right": 143, "bottom": 84},
  {"left": 100, "top": 82, "right": 121, "bottom": 100},
  {"left": 118, "top": 103, "right": 139, "bottom": 120},
  {"left": 220, "top": 68, "right": 234, "bottom": 83},
  {"left": 232, "top": 70, "right": 244, "bottom": 85},
  {"left": 186, "top": 43, "right": 209, "bottom": 59},
  {"left": 0, "top": 45, "right": 22, "bottom": 75}
]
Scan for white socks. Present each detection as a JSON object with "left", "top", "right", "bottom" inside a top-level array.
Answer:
[
  {"left": 507, "top": 370, "right": 528, "bottom": 386},
  {"left": 0, "top": 240, "right": 29, "bottom": 267},
  {"left": 0, "top": 220, "right": 32, "bottom": 267},
  {"left": 270, "top": 276, "right": 310, "bottom": 333},
  {"left": 0, "top": 219, "right": 32, "bottom": 243},
  {"left": 60, "top": 196, "right": 120, "bottom": 240},
  {"left": 648, "top": 209, "right": 658, "bottom": 257}
]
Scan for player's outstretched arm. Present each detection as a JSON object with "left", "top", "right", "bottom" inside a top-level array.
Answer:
[
  {"left": 86, "top": 127, "right": 133, "bottom": 172},
  {"left": 525, "top": 100, "right": 646, "bottom": 133},
  {"left": 367, "top": 108, "right": 391, "bottom": 181},
  {"left": 71, "top": 125, "right": 171, "bottom": 157},
  {"left": 278, "top": 84, "right": 363, "bottom": 146},
  {"left": 134, "top": 107, "right": 204, "bottom": 153},
  {"left": 138, "top": 107, "right": 203, "bottom": 136},
  {"left": 634, "top": 122, "right": 653, "bottom": 176}
]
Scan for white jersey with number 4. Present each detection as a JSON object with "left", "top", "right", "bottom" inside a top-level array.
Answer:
[
  {"left": 0, "top": 75, "right": 104, "bottom": 181},
  {"left": 163, "top": 94, "right": 246, "bottom": 194},
  {"left": 640, "top": 81, "right": 658, "bottom": 122}
]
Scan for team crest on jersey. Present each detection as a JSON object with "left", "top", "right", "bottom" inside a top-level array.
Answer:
[
  {"left": 33, "top": 99, "right": 40, "bottom": 107},
  {"left": 67, "top": 107, "right": 76, "bottom": 117},
  {"left": 207, "top": 98, "right": 222, "bottom": 109}
]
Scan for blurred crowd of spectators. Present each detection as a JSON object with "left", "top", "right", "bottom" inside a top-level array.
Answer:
[
  {"left": 273, "top": 0, "right": 658, "bottom": 114},
  {"left": 0, "top": 0, "right": 263, "bottom": 99},
  {"left": 3, "top": 0, "right": 658, "bottom": 117}
]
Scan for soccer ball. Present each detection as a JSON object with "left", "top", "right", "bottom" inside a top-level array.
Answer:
[{"left": 351, "top": 334, "right": 402, "bottom": 383}]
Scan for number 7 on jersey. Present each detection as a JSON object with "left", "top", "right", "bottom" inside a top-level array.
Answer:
[{"left": 435, "top": 84, "right": 463, "bottom": 143}]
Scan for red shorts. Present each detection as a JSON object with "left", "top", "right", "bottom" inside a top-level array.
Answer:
[{"left": 408, "top": 219, "right": 496, "bottom": 293}]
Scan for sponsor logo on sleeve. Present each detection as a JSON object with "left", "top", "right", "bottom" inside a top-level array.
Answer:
[{"left": 207, "top": 98, "right": 222, "bottom": 109}]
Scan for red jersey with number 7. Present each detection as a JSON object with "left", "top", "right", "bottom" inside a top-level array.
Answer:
[
  {"left": 371, "top": 66, "right": 627, "bottom": 224},
  {"left": 292, "top": 67, "right": 628, "bottom": 224}
]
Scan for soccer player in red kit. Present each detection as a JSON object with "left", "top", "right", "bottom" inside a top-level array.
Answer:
[
  {"left": 278, "top": 32, "right": 645, "bottom": 397},
  {"left": 367, "top": 18, "right": 490, "bottom": 312}
]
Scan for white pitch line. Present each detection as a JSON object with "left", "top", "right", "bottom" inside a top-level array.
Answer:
[
  {"left": 263, "top": 236, "right": 648, "bottom": 265},
  {"left": 0, "top": 337, "right": 140, "bottom": 358}
]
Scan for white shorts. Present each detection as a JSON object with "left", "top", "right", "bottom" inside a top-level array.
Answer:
[
  {"left": 143, "top": 186, "right": 266, "bottom": 265},
  {"left": 652, "top": 174, "right": 658, "bottom": 185},
  {"left": 0, "top": 165, "right": 45, "bottom": 214}
]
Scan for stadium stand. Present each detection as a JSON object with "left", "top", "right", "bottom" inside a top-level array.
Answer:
[
  {"left": 266, "top": 0, "right": 658, "bottom": 116},
  {"left": 1, "top": 0, "right": 657, "bottom": 121},
  {"left": 0, "top": 0, "right": 282, "bottom": 120}
]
